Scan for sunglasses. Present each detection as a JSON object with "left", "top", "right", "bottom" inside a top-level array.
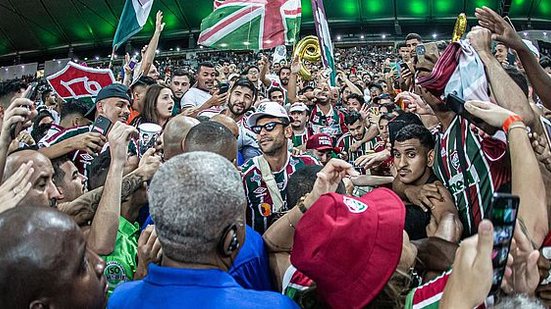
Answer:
[{"left": 251, "top": 121, "right": 286, "bottom": 134}]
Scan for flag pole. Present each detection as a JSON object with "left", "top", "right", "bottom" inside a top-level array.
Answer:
[{"left": 109, "top": 47, "right": 116, "bottom": 70}]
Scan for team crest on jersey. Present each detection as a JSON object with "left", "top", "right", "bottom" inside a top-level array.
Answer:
[
  {"left": 253, "top": 187, "right": 267, "bottom": 195},
  {"left": 450, "top": 151, "right": 460, "bottom": 171},
  {"left": 312, "top": 115, "right": 319, "bottom": 123},
  {"left": 251, "top": 171, "right": 262, "bottom": 184},
  {"left": 259, "top": 203, "right": 272, "bottom": 217},
  {"left": 104, "top": 261, "right": 128, "bottom": 285},
  {"left": 343, "top": 196, "right": 368, "bottom": 213},
  {"left": 80, "top": 153, "right": 94, "bottom": 161}
]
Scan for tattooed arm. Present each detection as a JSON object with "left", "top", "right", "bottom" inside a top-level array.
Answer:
[{"left": 59, "top": 149, "right": 161, "bottom": 226}]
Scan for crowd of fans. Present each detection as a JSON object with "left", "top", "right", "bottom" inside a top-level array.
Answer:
[{"left": 2, "top": 5, "right": 551, "bottom": 309}]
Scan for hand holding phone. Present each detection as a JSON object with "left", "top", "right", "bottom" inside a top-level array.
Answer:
[
  {"left": 90, "top": 115, "right": 112, "bottom": 136},
  {"left": 489, "top": 193, "right": 520, "bottom": 294}
]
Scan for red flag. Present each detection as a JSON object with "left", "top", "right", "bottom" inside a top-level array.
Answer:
[{"left": 47, "top": 62, "right": 115, "bottom": 99}]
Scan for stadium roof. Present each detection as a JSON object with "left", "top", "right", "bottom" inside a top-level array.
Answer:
[{"left": 0, "top": 0, "right": 549, "bottom": 62}]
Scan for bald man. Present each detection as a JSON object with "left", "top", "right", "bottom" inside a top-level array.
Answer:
[
  {"left": 4, "top": 149, "right": 61, "bottom": 207},
  {"left": 211, "top": 114, "right": 239, "bottom": 139},
  {"left": 183, "top": 121, "right": 238, "bottom": 164},
  {"left": 0, "top": 207, "right": 107, "bottom": 308},
  {"left": 162, "top": 115, "right": 200, "bottom": 160}
]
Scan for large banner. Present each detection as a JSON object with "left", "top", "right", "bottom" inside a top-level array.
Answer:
[
  {"left": 311, "top": 0, "right": 336, "bottom": 86},
  {"left": 47, "top": 62, "right": 115, "bottom": 99}
]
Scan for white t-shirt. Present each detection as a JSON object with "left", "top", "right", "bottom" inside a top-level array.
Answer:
[{"left": 181, "top": 87, "right": 212, "bottom": 110}]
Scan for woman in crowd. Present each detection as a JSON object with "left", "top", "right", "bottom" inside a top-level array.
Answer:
[{"left": 131, "top": 84, "right": 175, "bottom": 129}]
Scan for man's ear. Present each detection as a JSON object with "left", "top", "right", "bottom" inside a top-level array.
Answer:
[
  {"left": 427, "top": 149, "right": 435, "bottom": 168},
  {"left": 96, "top": 101, "right": 103, "bottom": 114}
]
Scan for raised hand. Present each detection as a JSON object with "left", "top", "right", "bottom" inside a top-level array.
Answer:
[
  {"left": 155, "top": 11, "right": 165, "bottom": 33},
  {"left": 475, "top": 6, "right": 525, "bottom": 51},
  {"left": 0, "top": 161, "right": 33, "bottom": 213}
]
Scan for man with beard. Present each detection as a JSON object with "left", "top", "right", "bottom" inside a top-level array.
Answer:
[
  {"left": 336, "top": 111, "right": 381, "bottom": 174},
  {"left": 169, "top": 69, "right": 192, "bottom": 115},
  {"left": 51, "top": 156, "right": 86, "bottom": 204},
  {"left": 309, "top": 83, "right": 347, "bottom": 140},
  {"left": 3, "top": 150, "right": 61, "bottom": 208},
  {"left": 181, "top": 62, "right": 227, "bottom": 116},
  {"left": 289, "top": 102, "right": 310, "bottom": 149},
  {"left": 268, "top": 87, "right": 285, "bottom": 106},
  {"left": 242, "top": 102, "right": 318, "bottom": 234},
  {"left": 221, "top": 78, "right": 261, "bottom": 162},
  {"left": 39, "top": 84, "right": 131, "bottom": 178},
  {"left": 405, "top": 32, "right": 423, "bottom": 57}
]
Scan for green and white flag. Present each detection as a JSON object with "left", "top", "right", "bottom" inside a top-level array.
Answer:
[
  {"left": 112, "top": 0, "right": 154, "bottom": 51},
  {"left": 198, "top": 0, "right": 301, "bottom": 50}
]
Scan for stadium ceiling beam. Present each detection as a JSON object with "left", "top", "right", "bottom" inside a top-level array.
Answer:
[
  {"left": 392, "top": 0, "right": 398, "bottom": 21},
  {"left": 2, "top": 0, "right": 47, "bottom": 50},
  {"left": 173, "top": 0, "right": 192, "bottom": 32},
  {"left": 74, "top": 0, "right": 117, "bottom": 29},
  {"left": 527, "top": 0, "right": 536, "bottom": 21},
  {"left": 37, "top": 0, "right": 72, "bottom": 44},
  {"left": 0, "top": 24, "right": 17, "bottom": 52},
  {"left": 102, "top": 0, "right": 119, "bottom": 20},
  {"left": 69, "top": 0, "right": 99, "bottom": 44}
]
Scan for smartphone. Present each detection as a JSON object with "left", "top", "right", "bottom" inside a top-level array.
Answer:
[
  {"left": 218, "top": 82, "right": 230, "bottom": 94},
  {"left": 90, "top": 115, "right": 112, "bottom": 136},
  {"left": 10, "top": 82, "right": 38, "bottom": 139},
  {"left": 489, "top": 192, "right": 520, "bottom": 294},
  {"left": 446, "top": 93, "right": 497, "bottom": 135}
]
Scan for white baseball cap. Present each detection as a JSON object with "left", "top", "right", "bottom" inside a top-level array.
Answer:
[
  {"left": 247, "top": 101, "right": 290, "bottom": 127},
  {"left": 289, "top": 102, "right": 309, "bottom": 113}
]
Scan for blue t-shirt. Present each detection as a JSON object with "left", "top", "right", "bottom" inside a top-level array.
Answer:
[
  {"left": 138, "top": 220, "right": 272, "bottom": 291},
  {"left": 108, "top": 265, "right": 298, "bottom": 309},
  {"left": 229, "top": 226, "right": 273, "bottom": 291}
]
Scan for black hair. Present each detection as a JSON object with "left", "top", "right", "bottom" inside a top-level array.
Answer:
[
  {"left": 387, "top": 112, "right": 424, "bottom": 145},
  {"left": 131, "top": 76, "right": 156, "bottom": 91},
  {"left": 278, "top": 66, "right": 291, "bottom": 76},
  {"left": 369, "top": 83, "right": 384, "bottom": 92},
  {"left": 196, "top": 116, "right": 211, "bottom": 123},
  {"left": 268, "top": 87, "right": 284, "bottom": 99},
  {"left": 60, "top": 99, "right": 90, "bottom": 120},
  {"left": 503, "top": 65, "right": 529, "bottom": 98},
  {"left": 31, "top": 123, "right": 52, "bottom": 144},
  {"left": 405, "top": 33, "right": 423, "bottom": 42},
  {"left": 184, "top": 121, "right": 237, "bottom": 162},
  {"left": 87, "top": 151, "right": 111, "bottom": 190},
  {"left": 172, "top": 68, "right": 195, "bottom": 85},
  {"left": 287, "top": 165, "right": 346, "bottom": 210},
  {"left": 347, "top": 93, "right": 365, "bottom": 105},
  {"left": 197, "top": 61, "right": 215, "bottom": 73},
  {"left": 0, "top": 78, "right": 27, "bottom": 100},
  {"left": 230, "top": 77, "right": 258, "bottom": 102},
  {"left": 41, "top": 89, "right": 53, "bottom": 103},
  {"left": 397, "top": 42, "right": 407, "bottom": 49},
  {"left": 51, "top": 156, "right": 71, "bottom": 187},
  {"left": 344, "top": 111, "right": 363, "bottom": 126},
  {"left": 394, "top": 124, "right": 435, "bottom": 150},
  {"left": 540, "top": 57, "right": 551, "bottom": 69}
]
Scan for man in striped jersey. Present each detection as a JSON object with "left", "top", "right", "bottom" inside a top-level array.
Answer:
[
  {"left": 241, "top": 102, "right": 318, "bottom": 234},
  {"left": 289, "top": 102, "right": 309, "bottom": 150},
  {"left": 38, "top": 84, "right": 131, "bottom": 179},
  {"left": 337, "top": 111, "right": 382, "bottom": 174}
]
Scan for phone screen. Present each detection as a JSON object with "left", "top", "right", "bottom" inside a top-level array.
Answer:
[
  {"left": 90, "top": 115, "right": 112, "bottom": 136},
  {"left": 489, "top": 193, "right": 520, "bottom": 294}
]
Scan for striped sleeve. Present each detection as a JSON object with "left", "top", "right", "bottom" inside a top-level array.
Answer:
[
  {"left": 41, "top": 126, "right": 90, "bottom": 148},
  {"left": 404, "top": 270, "right": 451, "bottom": 309}
]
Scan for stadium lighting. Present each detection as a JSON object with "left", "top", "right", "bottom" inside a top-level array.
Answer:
[
  {"left": 382, "top": 34, "right": 386, "bottom": 39},
  {"left": 84, "top": 57, "right": 88, "bottom": 60},
  {"left": 200, "top": 46, "right": 204, "bottom": 49},
  {"left": 432, "top": 33, "right": 437, "bottom": 39},
  {"left": 337, "top": 35, "right": 341, "bottom": 41},
  {"left": 176, "top": 47, "right": 180, "bottom": 51},
  {"left": 4, "top": 68, "right": 7, "bottom": 71},
  {"left": 95, "top": 56, "right": 99, "bottom": 60},
  {"left": 21, "top": 65, "right": 25, "bottom": 68},
  {"left": 360, "top": 35, "right": 364, "bottom": 39},
  {"left": 544, "top": 32, "right": 548, "bottom": 36},
  {"left": 523, "top": 32, "right": 528, "bottom": 36},
  {"left": 57, "top": 61, "right": 61, "bottom": 64},
  {"left": 220, "top": 43, "right": 228, "bottom": 47},
  {"left": 155, "top": 49, "right": 160, "bottom": 54}
]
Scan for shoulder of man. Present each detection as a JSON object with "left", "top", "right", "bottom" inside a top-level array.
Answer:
[
  {"left": 290, "top": 154, "right": 321, "bottom": 166},
  {"left": 43, "top": 125, "right": 90, "bottom": 146},
  {"left": 241, "top": 157, "right": 260, "bottom": 177}
]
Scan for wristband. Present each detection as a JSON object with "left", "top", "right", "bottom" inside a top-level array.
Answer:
[{"left": 502, "top": 115, "right": 523, "bottom": 134}]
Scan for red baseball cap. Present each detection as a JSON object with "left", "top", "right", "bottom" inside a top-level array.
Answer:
[
  {"left": 306, "top": 133, "right": 334, "bottom": 152},
  {"left": 291, "top": 189, "right": 405, "bottom": 309}
]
